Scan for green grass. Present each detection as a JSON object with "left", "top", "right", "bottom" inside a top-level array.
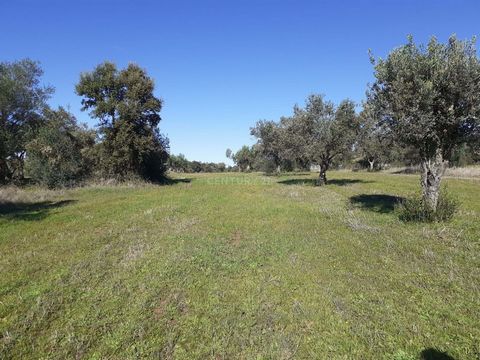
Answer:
[{"left": 1, "top": 171, "right": 479, "bottom": 359}]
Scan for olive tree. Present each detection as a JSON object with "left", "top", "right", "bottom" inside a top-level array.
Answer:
[
  {"left": 0, "top": 59, "right": 53, "bottom": 183},
  {"left": 286, "top": 95, "right": 358, "bottom": 185},
  {"left": 369, "top": 36, "right": 480, "bottom": 210},
  {"left": 358, "top": 101, "right": 394, "bottom": 171},
  {"left": 232, "top": 145, "right": 255, "bottom": 172},
  {"left": 250, "top": 120, "right": 287, "bottom": 173}
]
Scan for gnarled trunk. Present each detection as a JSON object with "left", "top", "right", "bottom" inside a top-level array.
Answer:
[
  {"left": 420, "top": 150, "right": 448, "bottom": 212},
  {"left": 316, "top": 162, "right": 328, "bottom": 186}
]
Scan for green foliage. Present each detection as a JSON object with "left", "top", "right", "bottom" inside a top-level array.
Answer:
[
  {"left": 76, "top": 62, "right": 169, "bottom": 181},
  {"left": 357, "top": 100, "right": 396, "bottom": 170},
  {"left": 250, "top": 120, "right": 291, "bottom": 172},
  {"left": 232, "top": 145, "right": 255, "bottom": 171},
  {"left": 0, "top": 59, "right": 53, "bottom": 183},
  {"left": 370, "top": 35, "right": 480, "bottom": 209},
  {"left": 370, "top": 35, "right": 480, "bottom": 161},
  {"left": 25, "top": 108, "right": 95, "bottom": 188},
  {"left": 250, "top": 95, "right": 359, "bottom": 180},
  {"left": 168, "top": 153, "right": 227, "bottom": 173},
  {"left": 450, "top": 143, "right": 478, "bottom": 166},
  {"left": 396, "top": 190, "right": 459, "bottom": 222}
]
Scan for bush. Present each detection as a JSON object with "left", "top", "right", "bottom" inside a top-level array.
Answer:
[
  {"left": 25, "top": 108, "right": 95, "bottom": 188},
  {"left": 396, "top": 190, "right": 459, "bottom": 222}
]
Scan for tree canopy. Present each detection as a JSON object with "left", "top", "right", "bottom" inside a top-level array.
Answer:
[
  {"left": 369, "top": 35, "right": 480, "bottom": 209},
  {"left": 0, "top": 59, "right": 53, "bottom": 183},
  {"left": 76, "top": 62, "right": 169, "bottom": 181},
  {"left": 25, "top": 107, "right": 95, "bottom": 188}
]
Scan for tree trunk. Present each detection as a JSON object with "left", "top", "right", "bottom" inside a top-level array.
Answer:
[
  {"left": 420, "top": 150, "right": 448, "bottom": 212},
  {"left": 368, "top": 159, "right": 375, "bottom": 171},
  {"left": 316, "top": 163, "right": 328, "bottom": 186}
]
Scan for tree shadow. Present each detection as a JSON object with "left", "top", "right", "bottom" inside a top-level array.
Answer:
[
  {"left": 328, "top": 179, "right": 374, "bottom": 186},
  {"left": 278, "top": 178, "right": 317, "bottom": 186},
  {"left": 278, "top": 178, "right": 373, "bottom": 186},
  {"left": 349, "top": 194, "right": 403, "bottom": 213},
  {"left": 392, "top": 167, "right": 420, "bottom": 174},
  {"left": 420, "top": 348, "right": 455, "bottom": 360},
  {"left": 159, "top": 177, "right": 192, "bottom": 185},
  {"left": 0, "top": 200, "right": 76, "bottom": 221}
]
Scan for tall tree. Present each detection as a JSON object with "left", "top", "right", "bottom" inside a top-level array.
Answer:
[
  {"left": 76, "top": 62, "right": 169, "bottom": 180},
  {"left": 286, "top": 95, "right": 358, "bottom": 185},
  {"left": 370, "top": 35, "right": 480, "bottom": 210},
  {"left": 0, "top": 59, "right": 53, "bottom": 183}
]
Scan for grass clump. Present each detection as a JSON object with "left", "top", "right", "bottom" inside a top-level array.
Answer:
[{"left": 396, "top": 190, "right": 459, "bottom": 222}]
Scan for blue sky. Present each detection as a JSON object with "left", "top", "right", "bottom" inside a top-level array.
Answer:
[{"left": 2, "top": 0, "right": 479, "bottom": 163}]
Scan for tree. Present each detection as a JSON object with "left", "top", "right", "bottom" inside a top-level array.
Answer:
[
  {"left": 0, "top": 59, "right": 53, "bottom": 183},
  {"left": 76, "top": 62, "right": 169, "bottom": 181},
  {"left": 26, "top": 107, "right": 95, "bottom": 188},
  {"left": 250, "top": 120, "right": 289, "bottom": 173},
  {"left": 370, "top": 36, "right": 480, "bottom": 210},
  {"left": 285, "top": 95, "right": 358, "bottom": 185},
  {"left": 357, "top": 101, "right": 394, "bottom": 171},
  {"left": 232, "top": 145, "right": 255, "bottom": 171},
  {"left": 169, "top": 153, "right": 190, "bottom": 172}
]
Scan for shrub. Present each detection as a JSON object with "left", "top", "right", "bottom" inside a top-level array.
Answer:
[
  {"left": 396, "top": 190, "right": 458, "bottom": 222},
  {"left": 25, "top": 108, "right": 95, "bottom": 188}
]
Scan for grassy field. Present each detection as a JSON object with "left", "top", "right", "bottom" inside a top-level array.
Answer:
[{"left": 1, "top": 171, "right": 479, "bottom": 359}]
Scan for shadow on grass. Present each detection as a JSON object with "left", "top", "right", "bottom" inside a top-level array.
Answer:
[
  {"left": 0, "top": 200, "right": 76, "bottom": 221},
  {"left": 349, "top": 194, "right": 403, "bottom": 214},
  {"left": 392, "top": 168, "right": 420, "bottom": 174},
  {"left": 160, "top": 177, "right": 192, "bottom": 185},
  {"left": 278, "top": 178, "right": 373, "bottom": 186},
  {"left": 420, "top": 348, "right": 455, "bottom": 360}
]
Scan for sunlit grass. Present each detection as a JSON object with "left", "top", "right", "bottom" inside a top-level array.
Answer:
[{"left": 1, "top": 171, "right": 479, "bottom": 359}]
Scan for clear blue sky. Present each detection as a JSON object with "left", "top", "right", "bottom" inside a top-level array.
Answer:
[{"left": 2, "top": 0, "right": 479, "bottom": 163}]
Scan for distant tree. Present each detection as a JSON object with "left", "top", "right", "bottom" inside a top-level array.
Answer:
[
  {"left": 286, "top": 95, "right": 358, "bottom": 185},
  {"left": 250, "top": 120, "right": 299, "bottom": 173},
  {"left": 357, "top": 101, "right": 394, "bottom": 171},
  {"left": 370, "top": 35, "right": 480, "bottom": 210},
  {"left": 217, "top": 162, "right": 226, "bottom": 172},
  {"left": 233, "top": 145, "right": 255, "bottom": 171},
  {"left": 26, "top": 107, "right": 95, "bottom": 188},
  {"left": 76, "top": 62, "right": 169, "bottom": 181},
  {"left": 169, "top": 153, "right": 190, "bottom": 172},
  {"left": 225, "top": 148, "right": 233, "bottom": 160},
  {"left": 169, "top": 154, "right": 227, "bottom": 173},
  {"left": 0, "top": 59, "right": 53, "bottom": 183}
]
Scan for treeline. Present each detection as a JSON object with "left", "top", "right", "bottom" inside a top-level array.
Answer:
[
  {"left": 0, "top": 60, "right": 169, "bottom": 188},
  {"left": 231, "top": 36, "right": 480, "bottom": 213},
  {"left": 168, "top": 154, "right": 231, "bottom": 173},
  {"left": 228, "top": 102, "right": 478, "bottom": 177}
]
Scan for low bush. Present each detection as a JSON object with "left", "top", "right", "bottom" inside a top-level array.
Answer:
[{"left": 396, "top": 190, "right": 458, "bottom": 222}]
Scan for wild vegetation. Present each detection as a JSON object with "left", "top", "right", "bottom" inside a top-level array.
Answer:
[{"left": 1, "top": 60, "right": 169, "bottom": 187}]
